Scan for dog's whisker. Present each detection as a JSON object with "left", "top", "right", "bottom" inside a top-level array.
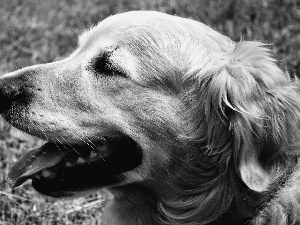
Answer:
[
  {"left": 40, "top": 126, "right": 67, "bottom": 155},
  {"left": 67, "top": 132, "right": 107, "bottom": 162},
  {"left": 68, "top": 131, "right": 97, "bottom": 152},
  {"left": 53, "top": 139, "right": 65, "bottom": 155},
  {"left": 85, "top": 137, "right": 101, "bottom": 153},
  {"left": 59, "top": 135, "right": 83, "bottom": 157},
  {"left": 94, "top": 135, "right": 108, "bottom": 144},
  {"left": 69, "top": 132, "right": 111, "bottom": 170},
  {"left": 10, "top": 60, "right": 19, "bottom": 70},
  {"left": 39, "top": 126, "right": 49, "bottom": 142},
  {"left": 85, "top": 137, "right": 111, "bottom": 170}
]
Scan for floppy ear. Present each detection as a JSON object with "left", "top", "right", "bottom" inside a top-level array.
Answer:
[{"left": 205, "top": 42, "right": 300, "bottom": 192}]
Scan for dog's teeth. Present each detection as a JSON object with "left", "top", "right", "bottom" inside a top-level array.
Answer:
[
  {"left": 66, "top": 162, "right": 72, "bottom": 167},
  {"left": 76, "top": 157, "right": 85, "bottom": 164},
  {"left": 89, "top": 151, "right": 97, "bottom": 158},
  {"left": 41, "top": 169, "right": 55, "bottom": 178},
  {"left": 98, "top": 144, "right": 113, "bottom": 157}
]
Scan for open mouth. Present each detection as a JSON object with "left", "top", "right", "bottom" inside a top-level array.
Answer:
[{"left": 7, "top": 137, "right": 142, "bottom": 197}]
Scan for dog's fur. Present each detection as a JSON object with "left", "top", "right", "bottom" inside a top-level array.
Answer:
[{"left": 1, "top": 11, "right": 300, "bottom": 225}]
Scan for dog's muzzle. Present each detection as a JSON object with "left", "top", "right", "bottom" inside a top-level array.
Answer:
[{"left": 0, "top": 73, "right": 143, "bottom": 197}]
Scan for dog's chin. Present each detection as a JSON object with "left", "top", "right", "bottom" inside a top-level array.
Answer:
[
  {"left": 8, "top": 135, "right": 143, "bottom": 198},
  {"left": 31, "top": 165, "right": 121, "bottom": 198}
]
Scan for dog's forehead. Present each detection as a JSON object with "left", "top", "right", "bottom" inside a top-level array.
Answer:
[
  {"left": 79, "top": 11, "right": 195, "bottom": 47},
  {"left": 79, "top": 11, "right": 233, "bottom": 55},
  {"left": 77, "top": 11, "right": 235, "bottom": 85}
]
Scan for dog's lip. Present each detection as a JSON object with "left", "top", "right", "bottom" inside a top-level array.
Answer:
[
  {"left": 7, "top": 141, "right": 112, "bottom": 189},
  {"left": 7, "top": 136, "right": 143, "bottom": 195}
]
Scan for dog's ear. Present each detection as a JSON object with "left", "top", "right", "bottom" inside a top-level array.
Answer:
[{"left": 203, "top": 42, "right": 300, "bottom": 192}]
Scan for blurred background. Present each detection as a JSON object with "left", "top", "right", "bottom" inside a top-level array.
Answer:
[{"left": 0, "top": 0, "right": 299, "bottom": 224}]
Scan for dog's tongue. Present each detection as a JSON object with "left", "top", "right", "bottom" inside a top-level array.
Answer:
[{"left": 7, "top": 143, "right": 71, "bottom": 188}]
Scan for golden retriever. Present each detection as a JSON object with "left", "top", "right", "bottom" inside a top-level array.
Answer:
[{"left": 1, "top": 11, "right": 300, "bottom": 225}]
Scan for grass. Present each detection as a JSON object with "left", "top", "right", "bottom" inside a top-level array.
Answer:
[
  {"left": 0, "top": 0, "right": 299, "bottom": 223},
  {"left": 0, "top": 122, "right": 107, "bottom": 224}
]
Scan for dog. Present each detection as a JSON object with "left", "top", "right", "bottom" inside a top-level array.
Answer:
[{"left": 1, "top": 11, "right": 300, "bottom": 225}]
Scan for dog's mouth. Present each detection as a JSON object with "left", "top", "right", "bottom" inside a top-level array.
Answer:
[{"left": 7, "top": 137, "right": 142, "bottom": 197}]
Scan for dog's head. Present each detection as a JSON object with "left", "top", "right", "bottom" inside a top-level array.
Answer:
[{"left": 1, "top": 11, "right": 300, "bottom": 224}]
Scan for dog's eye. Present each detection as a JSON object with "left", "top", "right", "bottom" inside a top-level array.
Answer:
[{"left": 90, "top": 53, "right": 127, "bottom": 78}]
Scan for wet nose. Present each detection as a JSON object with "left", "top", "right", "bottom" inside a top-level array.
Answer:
[{"left": 0, "top": 71, "right": 27, "bottom": 113}]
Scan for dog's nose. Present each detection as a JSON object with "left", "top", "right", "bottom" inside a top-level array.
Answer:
[{"left": 0, "top": 71, "right": 26, "bottom": 113}]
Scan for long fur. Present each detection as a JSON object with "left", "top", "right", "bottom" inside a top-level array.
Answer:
[{"left": 157, "top": 41, "right": 300, "bottom": 225}]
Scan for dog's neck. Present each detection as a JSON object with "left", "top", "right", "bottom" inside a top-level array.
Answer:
[
  {"left": 101, "top": 185, "right": 159, "bottom": 225},
  {"left": 100, "top": 181, "right": 281, "bottom": 225},
  {"left": 251, "top": 161, "right": 300, "bottom": 225}
]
